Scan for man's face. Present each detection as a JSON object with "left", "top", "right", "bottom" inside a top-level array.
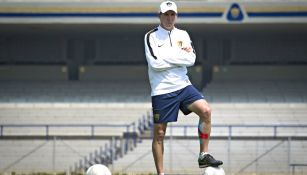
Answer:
[{"left": 159, "top": 10, "right": 177, "bottom": 31}]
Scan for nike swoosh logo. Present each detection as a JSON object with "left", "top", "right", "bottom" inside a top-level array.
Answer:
[{"left": 158, "top": 44, "right": 164, "bottom": 47}]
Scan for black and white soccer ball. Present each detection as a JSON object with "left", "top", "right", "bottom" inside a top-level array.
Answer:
[
  {"left": 203, "top": 166, "right": 225, "bottom": 175},
  {"left": 86, "top": 164, "right": 112, "bottom": 175}
]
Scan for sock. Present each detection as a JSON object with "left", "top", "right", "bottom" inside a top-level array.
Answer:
[
  {"left": 199, "top": 152, "right": 209, "bottom": 159},
  {"left": 198, "top": 121, "right": 209, "bottom": 144},
  {"left": 159, "top": 173, "right": 165, "bottom": 175}
]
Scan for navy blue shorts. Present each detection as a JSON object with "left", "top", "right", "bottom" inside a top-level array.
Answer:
[{"left": 151, "top": 85, "right": 205, "bottom": 123}]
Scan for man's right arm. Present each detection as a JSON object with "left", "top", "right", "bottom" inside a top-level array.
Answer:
[{"left": 144, "top": 32, "right": 176, "bottom": 71}]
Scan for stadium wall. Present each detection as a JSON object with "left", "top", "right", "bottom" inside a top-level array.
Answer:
[{"left": 1, "top": 1, "right": 307, "bottom": 86}]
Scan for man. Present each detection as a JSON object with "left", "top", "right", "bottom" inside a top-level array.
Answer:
[{"left": 144, "top": 1, "right": 223, "bottom": 174}]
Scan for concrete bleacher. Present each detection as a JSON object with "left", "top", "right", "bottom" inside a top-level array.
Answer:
[
  {"left": 0, "top": 65, "right": 307, "bottom": 138},
  {"left": 0, "top": 65, "right": 307, "bottom": 174},
  {"left": 113, "top": 139, "right": 307, "bottom": 174},
  {"left": 164, "top": 102, "right": 307, "bottom": 138},
  {"left": 1, "top": 103, "right": 307, "bottom": 137},
  {"left": 205, "top": 65, "right": 307, "bottom": 103},
  {"left": 0, "top": 139, "right": 110, "bottom": 172},
  {"left": 1, "top": 65, "right": 306, "bottom": 104},
  {"left": 0, "top": 65, "right": 68, "bottom": 81},
  {"left": 0, "top": 103, "right": 151, "bottom": 136},
  {"left": 205, "top": 80, "right": 307, "bottom": 103},
  {"left": 0, "top": 80, "right": 151, "bottom": 103},
  {"left": 0, "top": 65, "right": 151, "bottom": 103}
]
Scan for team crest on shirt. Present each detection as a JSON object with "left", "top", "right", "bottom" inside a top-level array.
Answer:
[
  {"left": 154, "top": 113, "right": 160, "bottom": 122},
  {"left": 177, "top": 41, "right": 183, "bottom": 47}
]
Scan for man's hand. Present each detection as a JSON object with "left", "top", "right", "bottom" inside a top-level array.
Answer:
[{"left": 181, "top": 47, "right": 193, "bottom": 53}]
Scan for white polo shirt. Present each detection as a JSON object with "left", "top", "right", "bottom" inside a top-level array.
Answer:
[{"left": 144, "top": 25, "right": 196, "bottom": 96}]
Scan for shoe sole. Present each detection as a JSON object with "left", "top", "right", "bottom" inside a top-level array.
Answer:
[
  {"left": 199, "top": 164, "right": 209, "bottom": 168},
  {"left": 199, "top": 164, "right": 222, "bottom": 168}
]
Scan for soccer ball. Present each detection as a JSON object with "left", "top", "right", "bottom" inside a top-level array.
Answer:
[
  {"left": 86, "top": 164, "right": 112, "bottom": 175},
  {"left": 203, "top": 166, "right": 225, "bottom": 175}
]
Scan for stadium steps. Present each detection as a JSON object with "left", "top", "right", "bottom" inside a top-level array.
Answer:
[
  {"left": 0, "top": 103, "right": 151, "bottom": 137},
  {"left": 1, "top": 103, "right": 307, "bottom": 137},
  {"left": 111, "top": 139, "right": 307, "bottom": 174},
  {"left": 1, "top": 103, "right": 307, "bottom": 173},
  {"left": 0, "top": 140, "right": 110, "bottom": 173}
]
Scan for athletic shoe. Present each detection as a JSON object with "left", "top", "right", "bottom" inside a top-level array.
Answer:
[{"left": 198, "top": 154, "right": 223, "bottom": 168}]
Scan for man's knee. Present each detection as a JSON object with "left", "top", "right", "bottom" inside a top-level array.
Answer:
[
  {"left": 154, "top": 129, "right": 166, "bottom": 143},
  {"left": 199, "top": 105, "right": 212, "bottom": 123}
]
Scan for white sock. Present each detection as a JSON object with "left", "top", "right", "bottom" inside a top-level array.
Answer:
[
  {"left": 199, "top": 152, "right": 209, "bottom": 159},
  {"left": 159, "top": 173, "right": 165, "bottom": 175}
]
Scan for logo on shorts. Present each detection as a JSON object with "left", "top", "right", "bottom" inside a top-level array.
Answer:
[{"left": 154, "top": 113, "right": 160, "bottom": 122}]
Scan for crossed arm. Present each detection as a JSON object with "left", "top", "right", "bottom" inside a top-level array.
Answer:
[{"left": 144, "top": 32, "right": 196, "bottom": 71}]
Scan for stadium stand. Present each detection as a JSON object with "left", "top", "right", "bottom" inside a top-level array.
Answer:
[
  {"left": 0, "top": 64, "right": 307, "bottom": 174},
  {"left": 0, "top": 65, "right": 68, "bottom": 81},
  {"left": 112, "top": 139, "right": 307, "bottom": 174},
  {"left": 1, "top": 0, "right": 307, "bottom": 174},
  {"left": 205, "top": 65, "right": 307, "bottom": 103},
  {"left": 1, "top": 102, "right": 307, "bottom": 137},
  {"left": 0, "top": 140, "right": 111, "bottom": 172},
  {"left": 0, "top": 65, "right": 151, "bottom": 102},
  {"left": 0, "top": 81, "right": 150, "bottom": 102},
  {"left": 1, "top": 65, "right": 307, "bottom": 103}
]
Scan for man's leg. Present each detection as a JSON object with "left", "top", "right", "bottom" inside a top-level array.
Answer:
[
  {"left": 152, "top": 123, "right": 167, "bottom": 174},
  {"left": 188, "top": 99, "right": 223, "bottom": 168},
  {"left": 188, "top": 99, "right": 211, "bottom": 152}
]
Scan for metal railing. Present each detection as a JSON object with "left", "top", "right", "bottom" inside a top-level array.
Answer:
[
  {"left": 170, "top": 124, "right": 307, "bottom": 138},
  {"left": 2, "top": 122, "right": 307, "bottom": 139},
  {"left": 137, "top": 113, "right": 307, "bottom": 138},
  {"left": 0, "top": 123, "right": 136, "bottom": 138},
  {"left": 290, "top": 164, "right": 307, "bottom": 175},
  {"left": 1, "top": 114, "right": 307, "bottom": 174}
]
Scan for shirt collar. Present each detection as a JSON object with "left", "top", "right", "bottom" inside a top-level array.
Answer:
[{"left": 158, "top": 25, "right": 176, "bottom": 34}]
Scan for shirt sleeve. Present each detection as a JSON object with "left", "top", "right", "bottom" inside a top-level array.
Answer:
[
  {"left": 161, "top": 31, "right": 196, "bottom": 67},
  {"left": 144, "top": 32, "right": 176, "bottom": 71}
]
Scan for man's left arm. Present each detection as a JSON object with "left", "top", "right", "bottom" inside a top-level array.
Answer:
[{"left": 162, "top": 32, "right": 196, "bottom": 67}]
